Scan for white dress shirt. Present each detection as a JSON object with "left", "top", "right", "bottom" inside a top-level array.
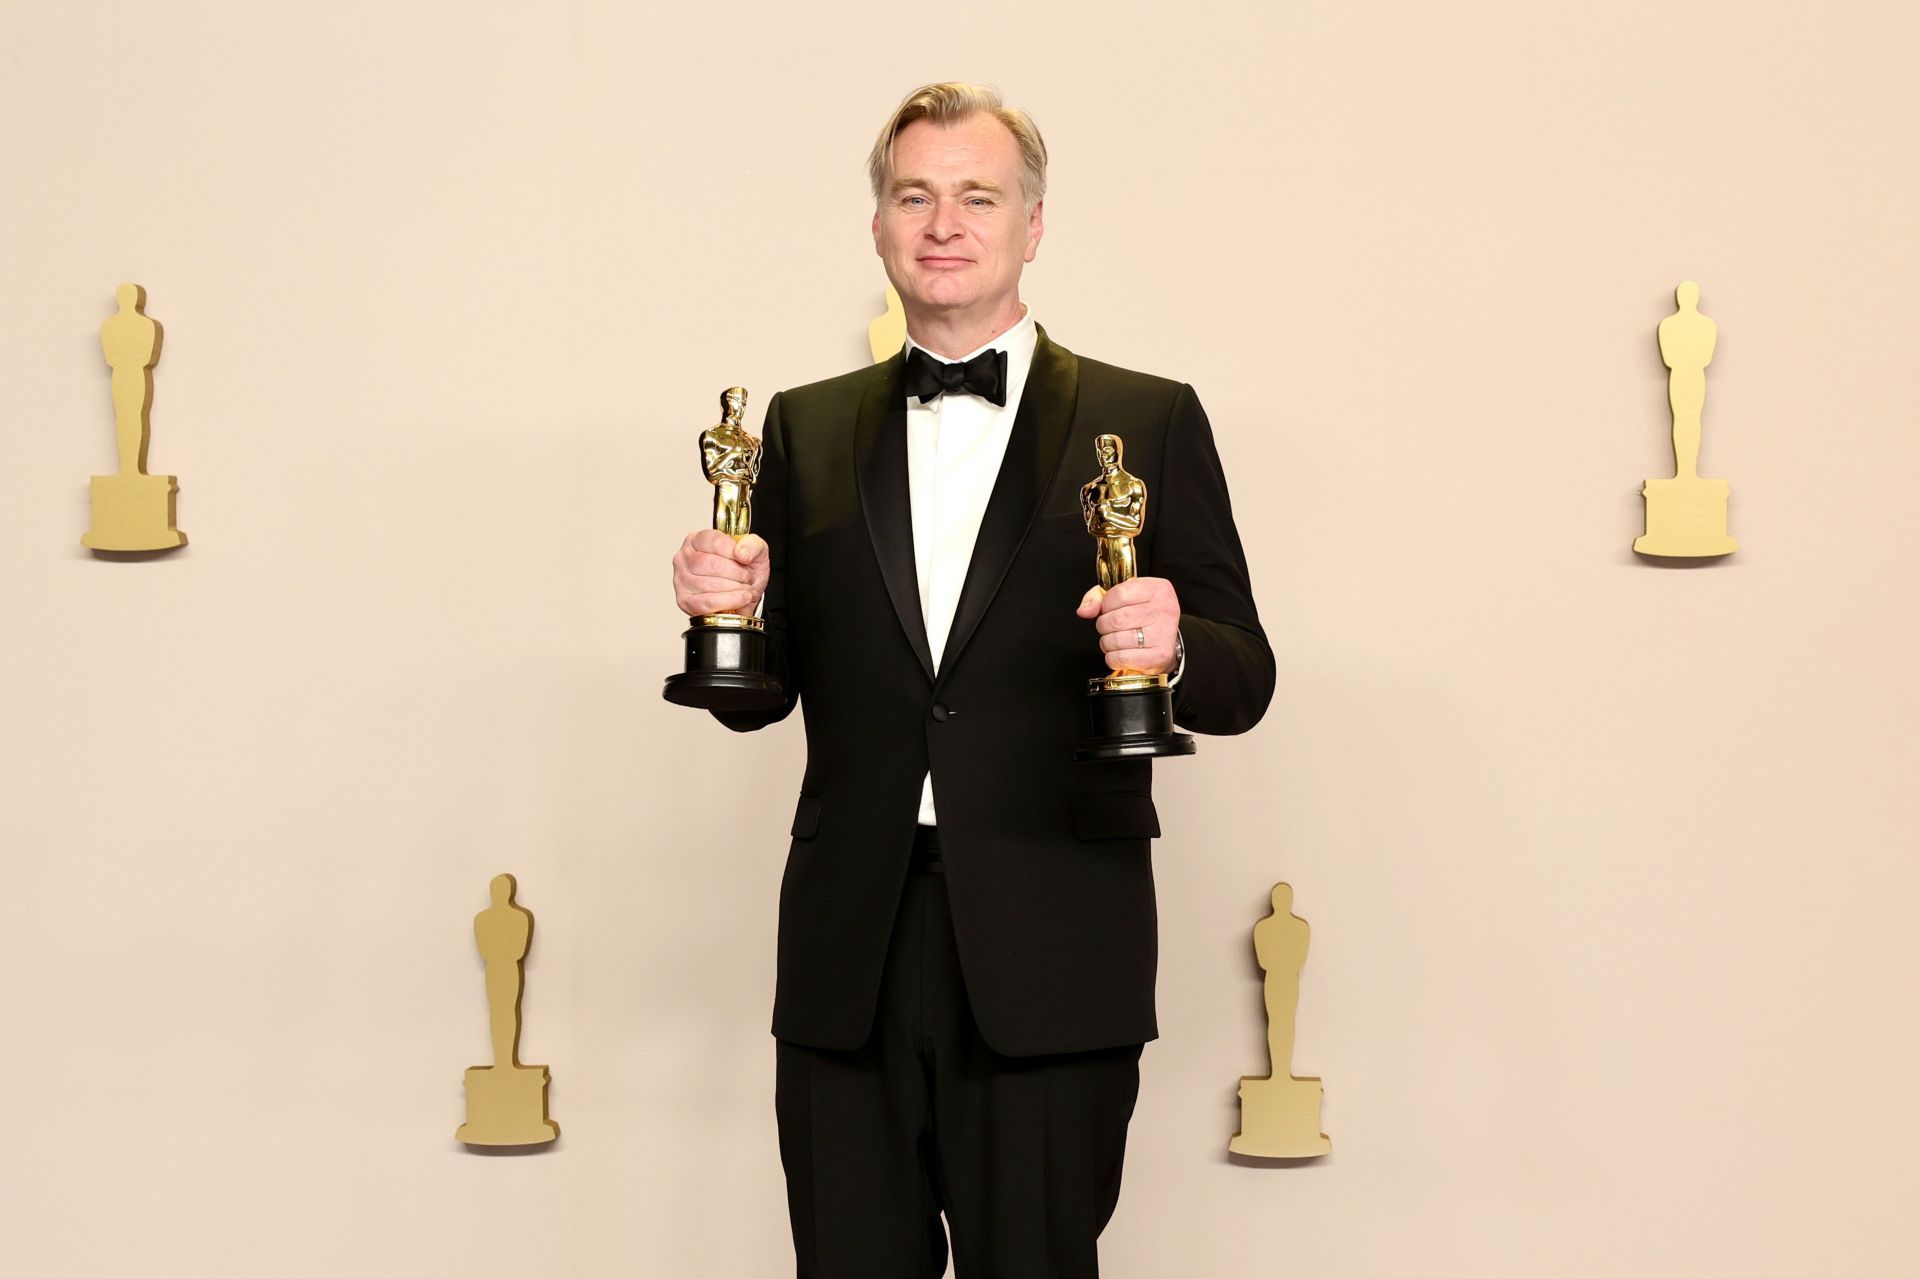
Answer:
[{"left": 907, "top": 308, "right": 1039, "bottom": 826}]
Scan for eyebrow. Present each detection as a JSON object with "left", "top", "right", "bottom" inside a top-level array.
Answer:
[{"left": 889, "top": 176, "right": 1008, "bottom": 197}]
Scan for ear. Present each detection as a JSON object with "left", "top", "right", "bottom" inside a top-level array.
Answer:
[
  {"left": 872, "top": 209, "right": 882, "bottom": 256},
  {"left": 1023, "top": 198, "right": 1045, "bottom": 263}
]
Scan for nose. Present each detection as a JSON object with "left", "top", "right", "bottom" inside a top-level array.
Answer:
[{"left": 925, "top": 195, "right": 964, "bottom": 242}]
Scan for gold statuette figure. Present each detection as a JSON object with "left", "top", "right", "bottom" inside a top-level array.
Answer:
[
  {"left": 1230, "top": 883, "right": 1330, "bottom": 1158},
  {"left": 1084, "top": 432, "right": 1145, "bottom": 594},
  {"left": 456, "top": 874, "right": 559, "bottom": 1147},
  {"left": 662, "top": 387, "right": 786, "bottom": 710},
  {"left": 1634, "top": 281, "right": 1737, "bottom": 557},
  {"left": 83, "top": 284, "right": 187, "bottom": 552},
  {"left": 1075, "top": 434, "right": 1194, "bottom": 760},
  {"left": 702, "top": 385, "right": 762, "bottom": 539}
]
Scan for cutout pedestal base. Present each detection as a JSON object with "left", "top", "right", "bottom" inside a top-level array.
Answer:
[
  {"left": 83, "top": 473, "right": 185, "bottom": 551},
  {"left": 1635, "top": 477, "right": 1736, "bottom": 558},
  {"left": 1230, "top": 1075, "right": 1330, "bottom": 1158},
  {"left": 457, "top": 1065, "right": 558, "bottom": 1147}
]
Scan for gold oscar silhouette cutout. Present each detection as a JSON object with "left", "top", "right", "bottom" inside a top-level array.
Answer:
[
  {"left": 1231, "top": 883, "right": 1330, "bottom": 1158},
  {"left": 869, "top": 284, "right": 907, "bottom": 363},
  {"left": 1635, "top": 281, "right": 1737, "bottom": 557},
  {"left": 83, "top": 284, "right": 186, "bottom": 552},
  {"left": 456, "top": 874, "right": 559, "bottom": 1147}
]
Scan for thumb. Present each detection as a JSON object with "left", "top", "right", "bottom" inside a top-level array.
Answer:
[
  {"left": 1075, "top": 584, "right": 1105, "bottom": 618},
  {"left": 734, "top": 534, "right": 769, "bottom": 564}
]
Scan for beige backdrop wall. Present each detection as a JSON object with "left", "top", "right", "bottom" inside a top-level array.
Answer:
[{"left": 4, "top": 1, "right": 1916, "bottom": 1274}]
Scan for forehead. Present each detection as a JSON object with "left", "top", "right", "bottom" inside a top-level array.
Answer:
[{"left": 890, "top": 114, "right": 1021, "bottom": 185}]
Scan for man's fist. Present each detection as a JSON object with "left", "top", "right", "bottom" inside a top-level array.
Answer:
[
  {"left": 1075, "top": 576, "right": 1181, "bottom": 675},
  {"left": 673, "top": 528, "right": 769, "bottom": 617}
]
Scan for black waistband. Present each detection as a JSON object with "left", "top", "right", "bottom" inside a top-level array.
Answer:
[{"left": 912, "top": 825, "right": 943, "bottom": 873}]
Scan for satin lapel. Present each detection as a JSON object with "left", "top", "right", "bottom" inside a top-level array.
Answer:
[
  {"left": 854, "top": 352, "right": 935, "bottom": 682},
  {"left": 939, "top": 331, "right": 1080, "bottom": 684}
]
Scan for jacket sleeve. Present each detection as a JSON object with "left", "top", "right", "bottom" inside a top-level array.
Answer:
[
  {"left": 710, "top": 391, "right": 800, "bottom": 733},
  {"left": 1151, "top": 384, "right": 1276, "bottom": 735}
]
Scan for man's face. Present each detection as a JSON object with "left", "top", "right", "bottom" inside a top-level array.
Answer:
[{"left": 872, "top": 114, "right": 1044, "bottom": 328}]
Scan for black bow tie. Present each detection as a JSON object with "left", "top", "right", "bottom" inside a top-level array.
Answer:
[{"left": 904, "top": 345, "right": 1008, "bottom": 408}]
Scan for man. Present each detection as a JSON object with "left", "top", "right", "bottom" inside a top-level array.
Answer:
[{"left": 670, "top": 83, "right": 1274, "bottom": 1278}]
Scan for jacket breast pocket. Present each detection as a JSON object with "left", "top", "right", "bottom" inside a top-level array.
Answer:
[
  {"left": 1070, "top": 792, "right": 1160, "bottom": 841},
  {"left": 790, "top": 794, "right": 822, "bottom": 839}
]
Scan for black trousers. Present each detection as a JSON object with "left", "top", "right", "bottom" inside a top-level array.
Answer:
[{"left": 775, "top": 830, "right": 1144, "bottom": 1278}]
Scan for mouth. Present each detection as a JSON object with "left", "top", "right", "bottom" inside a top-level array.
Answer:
[{"left": 917, "top": 256, "right": 973, "bottom": 269}]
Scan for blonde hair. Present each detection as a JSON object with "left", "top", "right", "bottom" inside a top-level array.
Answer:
[{"left": 867, "top": 82, "right": 1048, "bottom": 211}]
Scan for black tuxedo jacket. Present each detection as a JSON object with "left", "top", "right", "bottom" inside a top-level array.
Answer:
[{"left": 716, "top": 328, "right": 1274, "bottom": 1057}]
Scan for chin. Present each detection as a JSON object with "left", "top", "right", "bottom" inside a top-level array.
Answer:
[{"left": 911, "top": 283, "right": 977, "bottom": 311}]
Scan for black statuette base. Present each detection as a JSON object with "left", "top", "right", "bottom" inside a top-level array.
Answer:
[
  {"left": 662, "top": 622, "right": 785, "bottom": 711},
  {"left": 1074, "top": 683, "right": 1196, "bottom": 761}
]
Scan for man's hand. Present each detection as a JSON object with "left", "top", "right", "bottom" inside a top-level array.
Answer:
[
  {"left": 673, "top": 529, "right": 769, "bottom": 617},
  {"left": 1075, "top": 576, "right": 1181, "bottom": 675}
]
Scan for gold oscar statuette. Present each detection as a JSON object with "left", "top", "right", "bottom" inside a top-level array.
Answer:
[
  {"left": 1230, "top": 883, "right": 1331, "bottom": 1159},
  {"left": 1074, "top": 434, "right": 1195, "bottom": 761},
  {"left": 456, "top": 874, "right": 559, "bottom": 1148},
  {"left": 83, "top": 283, "right": 187, "bottom": 553},
  {"left": 662, "top": 387, "right": 787, "bottom": 710},
  {"left": 1634, "top": 281, "right": 1737, "bottom": 558}
]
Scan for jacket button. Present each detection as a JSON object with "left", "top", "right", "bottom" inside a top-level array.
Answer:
[{"left": 930, "top": 703, "right": 952, "bottom": 722}]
